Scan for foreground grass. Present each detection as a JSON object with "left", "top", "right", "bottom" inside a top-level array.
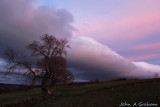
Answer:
[
  {"left": 0, "top": 78, "right": 160, "bottom": 107},
  {"left": 35, "top": 78, "right": 160, "bottom": 107},
  {"left": 0, "top": 88, "right": 41, "bottom": 103}
]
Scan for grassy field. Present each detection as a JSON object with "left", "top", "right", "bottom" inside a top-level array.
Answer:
[
  {"left": 0, "top": 78, "right": 160, "bottom": 107},
  {"left": 0, "top": 88, "right": 42, "bottom": 103}
]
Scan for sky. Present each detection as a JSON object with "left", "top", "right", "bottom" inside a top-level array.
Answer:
[
  {"left": 0, "top": 0, "right": 160, "bottom": 84},
  {"left": 37, "top": 0, "right": 160, "bottom": 64}
]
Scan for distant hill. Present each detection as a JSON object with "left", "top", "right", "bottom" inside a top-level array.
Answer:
[{"left": 0, "top": 83, "right": 20, "bottom": 87}]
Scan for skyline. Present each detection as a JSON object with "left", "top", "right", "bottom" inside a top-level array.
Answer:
[{"left": 0, "top": 0, "right": 160, "bottom": 84}]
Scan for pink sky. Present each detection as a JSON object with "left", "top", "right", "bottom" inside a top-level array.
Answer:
[
  {"left": 1, "top": 0, "right": 160, "bottom": 83},
  {"left": 131, "top": 42, "right": 160, "bottom": 51},
  {"left": 71, "top": 0, "right": 160, "bottom": 64},
  {"left": 73, "top": 1, "right": 160, "bottom": 43},
  {"left": 126, "top": 54, "right": 160, "bottom": 61}
]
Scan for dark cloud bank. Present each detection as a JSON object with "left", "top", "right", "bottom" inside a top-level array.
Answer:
[
  {"left": 0, "top": 0, "right": 74, "bottom": 55},
  {"left": 0, "top": 0, "right": 160, "bottom": 83}
]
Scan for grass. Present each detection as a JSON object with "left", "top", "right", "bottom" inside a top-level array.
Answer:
[
  {"left": 35, "top": 78, "right": 160, "bottom": 107},
  {"left": 0, "top": 88, "right": 41, "bottom": 103},
  {"left": 0, "top": 78, "right": 160, "bottom": 107}
]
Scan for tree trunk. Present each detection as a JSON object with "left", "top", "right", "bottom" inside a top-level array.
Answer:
[
  {"left": 46, "top": 82, "right": 57, "bottom": 95},
  {"left": 41, "top": 78, "right": 47, "bottom": 92}
]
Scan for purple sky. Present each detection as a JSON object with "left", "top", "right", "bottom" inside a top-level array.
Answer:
[
  {"left": 37, "top": 0, "right": 160, "bottom": 64},
  {"left": 0, "top": 0, "right": 160, "bottom": 83}
]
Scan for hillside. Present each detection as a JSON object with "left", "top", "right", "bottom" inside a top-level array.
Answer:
[{"left": 0, "top": 78, "right": 160, "bottom": 107}]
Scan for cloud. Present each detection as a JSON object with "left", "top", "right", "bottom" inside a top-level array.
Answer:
[
  {"left": 131, "top": 42, "right": 160, "bottom": 51},
  {"left": 0, "top": 0, "right": 74, "bottom": 57},
  {"left": 1, "top": 36, "right": 159, "bottom": 82},
  {"left": 0, "top": 72, "right": 25, "bottom": 84},
  {"left": 67, "top": 36, "right": 160, "bottom": 80},
  {"left": 73, "top": 0, "right": 160, "bottom": 44},
  {"left": 0, "top": 0, "right": 160, "bottom": 83},
  {"left": 133, "top": 62, "right": 160, "bottom": 78},
  {"left": 117, "top": 42, "right": 160, "bottom": 62},
  {"left": 126, "top": 54, "right": 160, "bottom": 61},
  {"left": 0, "top": 0, "right": 75, "bottom": 84}
]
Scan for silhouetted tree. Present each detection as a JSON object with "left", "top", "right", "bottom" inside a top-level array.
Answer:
[
  {"left": 154, "top": 73, "right": 159, "bottom": 78},
  {"left": 62, "top": 70, "right": 74, "bottom": 85},
  {"left": 3, "top": 34, "right": 74, "bottom": 95}
]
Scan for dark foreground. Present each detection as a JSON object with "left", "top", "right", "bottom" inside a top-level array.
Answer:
[{"left": 0, "top": 78, "right": 160, "bottom": 107}]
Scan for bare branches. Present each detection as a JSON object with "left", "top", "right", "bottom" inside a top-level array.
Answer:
[
  {"left": 4, "top": 48, "right": 35, "bottom": 76},
  {"left": 3, "top": 34, "right": 73, "bottom": 94},
  {"left": 26, "top": 34, "right": 70, "bottom": 58},
  {"left": 4, "top": 47, "right": 16, "bottom": 63}
]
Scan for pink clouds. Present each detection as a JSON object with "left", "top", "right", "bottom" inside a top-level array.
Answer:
[
  {"left": 131, "top": 42, "right": 160, "bottom": 51},
  {"left": 73, "top": 1, "right": 160, "bottom": 43},
  {"left": 125, "top": 42, "right": 160, "bottom": 62},
  {"left": 111, "top": 12, "right": 160, "bottom": 40},
  {"left": 126, "top": 53, "right": 160, "bottom": 61}
]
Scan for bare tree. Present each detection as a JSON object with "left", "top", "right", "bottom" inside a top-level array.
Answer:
[
  {"left": 154, "top": 73, "right": 159, "bottom": 78},
  {"left": 3, "top": 34, "right": 74, "bottom": 94},
  {"left": 62, "top": 70, "right": 74, "bottom": 85}
]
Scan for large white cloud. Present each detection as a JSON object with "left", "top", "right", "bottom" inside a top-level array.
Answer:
[{"left": 67, "top": 36, "right": 160, "bottom": 80}]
